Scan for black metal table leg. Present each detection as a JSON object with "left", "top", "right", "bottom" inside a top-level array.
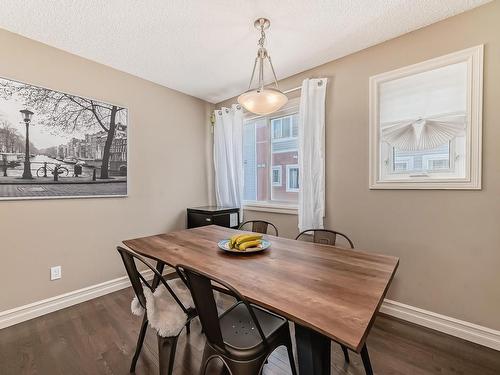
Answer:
[
  {"left": 151, "top": 261, "right": 165, "bottom": 289},
  {"left": 295, "top": 323, "right": 331, "bottom": 375},
  {"left": 341, "top": 344, "right": 350, "bottom": 363},
  {"left": 360, "top": 343, "right": 374, "bottom": 375}
]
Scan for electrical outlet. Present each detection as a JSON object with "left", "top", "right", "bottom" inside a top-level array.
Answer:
[{"left": 50, "top": 266, "right": 62, "bottom": 280}]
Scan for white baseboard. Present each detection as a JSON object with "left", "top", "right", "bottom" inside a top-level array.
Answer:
[
  {"left": 380, "top": 299, "right": 500, "bottom": 351},
  {"left": 0, "top": 270, "right": 154, "bottom": 330},
  {"left": 1, "top": 276, "right": 499, "bottom": 352}
]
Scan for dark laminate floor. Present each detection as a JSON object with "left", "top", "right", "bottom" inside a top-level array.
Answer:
[{"left": 1, "top": 287, "right": 499, "bottom": 375}]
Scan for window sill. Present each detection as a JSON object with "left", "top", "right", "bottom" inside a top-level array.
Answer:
[{"left": 243, "top": 202, "right": 298, "bottom": 215}]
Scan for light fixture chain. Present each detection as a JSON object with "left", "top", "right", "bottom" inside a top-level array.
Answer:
[{"left": 258, "top": 25, "right": 266, "bottom": 47}]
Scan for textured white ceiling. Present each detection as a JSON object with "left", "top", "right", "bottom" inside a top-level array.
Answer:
[{"left": 0, "top": 0, "right": 490, "bottom": 103}]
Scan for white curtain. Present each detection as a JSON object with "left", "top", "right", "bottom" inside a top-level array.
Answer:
[
  {"left": 213, "top": 104, "right": 243, "bottom": 209},
  {"left": 298, "top": 78, "right": 327, "bottom": 232}
]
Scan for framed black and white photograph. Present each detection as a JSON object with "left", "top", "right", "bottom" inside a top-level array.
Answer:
[{"left": 0, "top": 76, "right": 128, "bottom": 200}]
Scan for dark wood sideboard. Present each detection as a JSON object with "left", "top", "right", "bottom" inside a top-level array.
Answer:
[{"left": 186, "top": 206, "right": 240, "bottom": 229}]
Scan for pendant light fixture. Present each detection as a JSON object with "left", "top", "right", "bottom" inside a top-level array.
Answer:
[{"left": 238, "top": 18, "right": 288, "bottom": 115}]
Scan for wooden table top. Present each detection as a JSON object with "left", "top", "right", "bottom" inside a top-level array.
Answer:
[{"left": 123, "top": 225, "right": 399, "bottom": 352}]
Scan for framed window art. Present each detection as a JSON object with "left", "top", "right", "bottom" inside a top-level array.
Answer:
[{"left": 369, "top": 45, "right": 483, "bottom": 189}]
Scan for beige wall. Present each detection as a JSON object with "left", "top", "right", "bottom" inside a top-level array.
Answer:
[
  {"left": 0, "top": 29, "right": 211, "bottom": 311},
  {"left": 218, "top": 1, "right": 500, "bottom": 330}
]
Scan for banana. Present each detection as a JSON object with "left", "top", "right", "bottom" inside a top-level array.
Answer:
[
  {"left": 235, "top": 234, "right": 263, "bottom": 247},
  {"left": 238, "top": 239, "right": 262, "bottom": 251},
  {"left": 229, "top": 234, "right": 245, "bottom": 248}
]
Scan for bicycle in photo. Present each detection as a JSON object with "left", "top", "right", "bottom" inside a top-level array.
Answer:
[{"left": 36, "top": 163, "right": 69, "bottom": 178}]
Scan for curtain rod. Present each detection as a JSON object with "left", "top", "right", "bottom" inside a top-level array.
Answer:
[
  {"left": 283, "top": 86, "right": 301, "bottom": 94},
  {"left": 283, "top": 79, "right": 325, "bottom": 93}
]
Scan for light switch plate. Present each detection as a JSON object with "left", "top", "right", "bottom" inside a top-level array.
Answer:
[{"left": 50, "top": 266, "right": 61, "bottom": 280}]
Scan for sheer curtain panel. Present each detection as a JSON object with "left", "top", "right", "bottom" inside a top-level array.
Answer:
[
  {"left": 298, "top": 78, "right": 327, "bottom": 232},
  {"left": 213, "top": 105, "right": 243, "bottom": 210}
]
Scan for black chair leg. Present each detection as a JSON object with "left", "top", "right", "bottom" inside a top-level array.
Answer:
[
  {"left": 157, "top": 335, "right": 179, "bottom": 375},
  {"left": 341, "top": 344, "right": 350, "bottom": 363},
  {"left": 360, "top": 344, "right": 373, "bottom": 375},
  {"left": 130, "top": 315, "right": 148, "bottom": 372}
]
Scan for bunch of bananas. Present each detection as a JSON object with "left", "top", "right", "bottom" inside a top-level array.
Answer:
[{"left": 228, "top": 233, "right": 263, "bottom": 251}]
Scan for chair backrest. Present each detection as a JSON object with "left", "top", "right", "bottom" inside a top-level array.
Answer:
[
  {"left": 176, "top": 264, "right": 268, "bottom": 352},
  {"left": 238, "top": 220, "right": 279, "bottom": 236},
  {"left": 116, "top": 246, "right": 188, "bottom": 314},
  {"left": 295, "top": 229, "right": 354, "bottom": 249}
]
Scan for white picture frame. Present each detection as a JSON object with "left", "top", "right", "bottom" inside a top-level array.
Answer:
[{"left": 369, "top": 45, "right": 483, "bottom": 190}]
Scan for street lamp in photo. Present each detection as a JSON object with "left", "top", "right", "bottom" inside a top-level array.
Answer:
[{"left": 20, "top": 109, "right": 34, "bottom": 179}]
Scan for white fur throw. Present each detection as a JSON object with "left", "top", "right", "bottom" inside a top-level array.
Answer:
[{"left": 131, "top": 278, "right": 194, "bottom": 337}]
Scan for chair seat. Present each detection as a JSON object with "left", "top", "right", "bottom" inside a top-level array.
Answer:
[
  {"left": 220, "top": 302, "right": 287, "bottom": 352},
  {"left": 131, "top": 278, "right": 194, "bottom": 337}
]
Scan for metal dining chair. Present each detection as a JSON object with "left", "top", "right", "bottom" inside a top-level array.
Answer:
[
  {"left": 176, "top": 264, "right": 298, "bottom": 375},
  {"left": 238, "top": 220, "right": 279, "bottom": 236},
  {"left": 117, "top": 246, "right": 197, "bottom": 375},
  {"left": 295, "top": 228, "right": 354, "bottom": 249},
  {"left": 294, "top": 229, "right": 371, "bottom": 372}
]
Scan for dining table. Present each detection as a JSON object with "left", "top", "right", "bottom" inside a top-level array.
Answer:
[{"left": 123, "top": 225, "right": 399, "bottom": 375}]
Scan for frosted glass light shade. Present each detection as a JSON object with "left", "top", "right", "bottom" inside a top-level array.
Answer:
[{"left": 238, "top": 87, "right": 288, "bottom": 115}]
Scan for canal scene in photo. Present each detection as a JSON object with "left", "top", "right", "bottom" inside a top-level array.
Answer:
[{"left": 0, "top": 76, "right": 127, "bottom": 199}]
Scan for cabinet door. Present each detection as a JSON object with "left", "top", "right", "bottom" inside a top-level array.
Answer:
[
  {"left": 213, "top": 212, "right": 239, "bottom": 228},
  {"left": 187, "top": 213, "right": 213, "bottom": 228},
  {"left": 212, "top": 213, "right": 230, "bottom": 228}
]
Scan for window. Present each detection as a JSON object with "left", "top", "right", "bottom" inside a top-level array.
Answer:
[
  {"left": 271, "top": 115, "right": 297, "bottom": 140},
  {"left": 393, "top": 159, "right": 411, "bottom": 172},
  {"left": 272, "top": 166, "right": 282, "bottom": 186},
  {"left": 369, "top": 45, "right": 483, "bottom": 189},
  {"left": 272, "top": 119, "right": 282, "bottom": 139},
  {"left": 286, "top": 165, "right": 299, "bottom": 192},
  {"left": 242, "top": 99, "right": 300, "bottom": 206},
  {"left": 428, "top": 158, "right": 449, "bottom": 170},
  {"left": 391, "top": 143, "right": 452, "bottom": 175}
]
